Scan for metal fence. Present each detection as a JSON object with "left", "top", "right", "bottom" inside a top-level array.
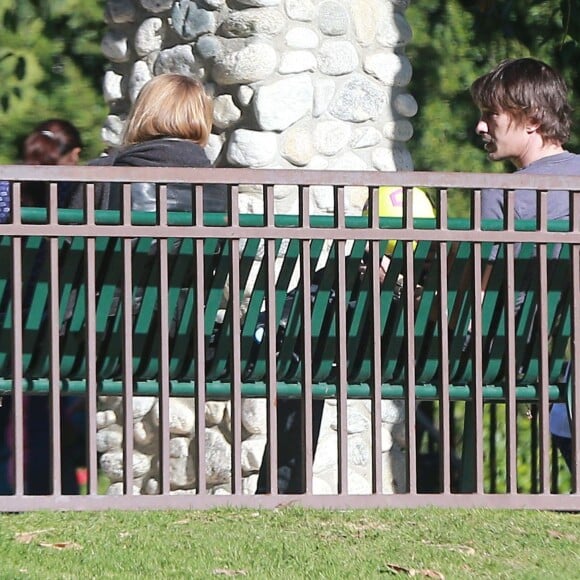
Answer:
[{"left": 0, "top": 165, "right": 579, "bottom": 511}]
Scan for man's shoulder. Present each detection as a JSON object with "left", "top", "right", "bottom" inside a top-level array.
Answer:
[
  {"left": 522, "top": 151, "right": 580, "bottom": 175},
  {"left": 557, "top": 152, "right": 580, "bottom": 173}
]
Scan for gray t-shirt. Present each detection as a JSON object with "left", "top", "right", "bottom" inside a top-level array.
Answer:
[
  {"left": 481, "top": 151, "right": 580, "bottom": 438},
  {"left": 482, "top": 151, "right": 580, "bottom": 221}
]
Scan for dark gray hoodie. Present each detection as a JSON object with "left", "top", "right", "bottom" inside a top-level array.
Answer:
[{"left": 69, "top": 138, "right": 227, "bottom": 213}]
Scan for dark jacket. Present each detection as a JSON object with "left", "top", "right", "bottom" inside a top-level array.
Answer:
[{"left": 69, "top": 138, "right": 227, "bottom": 213}]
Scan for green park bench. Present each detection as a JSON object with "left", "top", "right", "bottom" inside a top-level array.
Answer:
[{"left": 0, "top": 206, "right": 574, "bottom": 498}]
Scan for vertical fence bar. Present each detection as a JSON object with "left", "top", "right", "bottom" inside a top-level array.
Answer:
[
  {"left": 437, "top": 188, "right": 451, "bottom": 493},
  {"left": 404, "top": 187, "right": 417, "bottom": 494},
  {"left": 368, "top": 185, "right": 383, "bottom": 494},
  {"left": 468, "top": 188, "right": 484, "bottom": 494},
  {"left": 334, "top": 185, "right": 348, "bottom": 494},
  {"left": 121, "top": 183, "right": 135, "bottom": 495},
  {"left": 536, "top": 190, "right": 551, "bottom": 494},
  {"left": 84, "top": 182, "right": 99, "bottom": 495},
  {"left": 156, "top": 184, "right": 171, "bottom": 495},
  {"left": 229, "top": 184, "right": 242, "bottom": 495},
  {"left": 194, "top": 183, "right": 207, "bottom": 497},
  {"left": 504, "top": 190, "right": 517, "bottom": 494},
  {"left": 571, "top": 190, "right": 580, "bottom": 495},
  {"left": 264, "top": 183, "right": 278, "bottom": 495},
  {"left": 10, "top": 181, "right": 24, "bottom": 496},
  {"left": 48, "top": 182, "right": 62, "bottom": 495},
  {"left": 299, "top": 184, "right": 314, "bottom": 494},
  {"left": 333, "top": 185, "right": 348, "bottom": 495}
]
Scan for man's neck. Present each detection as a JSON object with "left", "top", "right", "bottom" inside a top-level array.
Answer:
[{"left": 516, "top": 142, "right": 565, "bottom": 170}]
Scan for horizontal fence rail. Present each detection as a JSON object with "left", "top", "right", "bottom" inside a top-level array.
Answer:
[{"left": 0, "top": 165, "right": 578, "bottom": 510}]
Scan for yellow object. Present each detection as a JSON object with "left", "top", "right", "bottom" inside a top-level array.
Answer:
[{"left": 364, "top": 186, "right": 435, "bottom": 255}]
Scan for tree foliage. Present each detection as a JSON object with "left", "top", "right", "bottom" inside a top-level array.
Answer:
[
  {"left": 406, "top": 0, "right": 580, "bottom": 215},
  {"left": 406, "top": 0, "right": 580, "bottom": 177},
  {"left": 0, "top": 0, "right": 107, "bottom": 164},
  {"left": 0, "top": 0, "right": 579, "bottom": 188}
]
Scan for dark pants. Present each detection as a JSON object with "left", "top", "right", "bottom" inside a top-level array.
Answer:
[
  {"left": 0, "top": 397, "right": 84, "bottom": 495},
  {"left": 553, "top": 435, "right": 573, "bottom": 472},
  {"left": 256, "top": 399, "right": 325, "bottom": 494},
  {"left": 0, "top": 401, "right": 11, "bottom": 494}
]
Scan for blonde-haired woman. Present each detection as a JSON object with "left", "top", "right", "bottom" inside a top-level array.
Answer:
[
  {"left": 123, "top": 74, "right": 213, "bottom": 147},
  {"left": 70, "top": 73, "right": 226, "bottom": 213}
]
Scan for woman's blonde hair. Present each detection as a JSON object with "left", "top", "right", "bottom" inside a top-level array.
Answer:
[{"left": 122, "top": 74, "right": 213, "bottom": 146}]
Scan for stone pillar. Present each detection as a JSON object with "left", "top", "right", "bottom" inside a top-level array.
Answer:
[
  {"left": 98, "top": 0, "right": 412, "bottom": 495},
  {"left": 101, "top": 0, "right": 416, "bottom": 176}
]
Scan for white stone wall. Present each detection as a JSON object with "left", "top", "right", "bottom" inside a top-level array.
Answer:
[
  {"left": 101, "top": 0, "right": 416, "bottom": 213},
  {"left": 97, "top": 0, "right": 415, "bottom": 496},
  {"left": 97, "top": 396, "right": 407, "bottom": 495}
]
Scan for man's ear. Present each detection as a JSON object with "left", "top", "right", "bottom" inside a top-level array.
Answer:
[{"left": 525, "top": 115, "right": 541, "bottom": 133}]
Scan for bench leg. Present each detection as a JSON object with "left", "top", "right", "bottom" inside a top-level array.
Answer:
[{"left": 458, "top": 401, "right": 476, "bottom": 493}]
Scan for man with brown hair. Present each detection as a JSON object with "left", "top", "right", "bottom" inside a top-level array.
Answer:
[{"left": 471, "top": 57, "right": 580, "bottom": 470}]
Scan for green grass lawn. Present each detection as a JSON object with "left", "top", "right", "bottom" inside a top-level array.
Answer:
[{"left": 0, "top": 508, "right": 578, "bottom": 578}]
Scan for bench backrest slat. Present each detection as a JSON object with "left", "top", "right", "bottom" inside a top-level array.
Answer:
[{"left": 0, "top": 211, "right": 573, "bottom": 403}]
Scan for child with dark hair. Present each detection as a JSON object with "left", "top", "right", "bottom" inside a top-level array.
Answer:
[
  {"left": 33, "top": 119, "right": 83, "bottom": 166},
  {"left": 20, "top": 119, "right": 83, "bottom": 208},
  {"left": 0, "top": 119, "right": 85, "bottom": 495}
]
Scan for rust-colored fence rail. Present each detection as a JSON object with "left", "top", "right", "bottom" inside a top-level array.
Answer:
[{"left": 0, "top": 165, "right": 578, "bottom": 510}]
